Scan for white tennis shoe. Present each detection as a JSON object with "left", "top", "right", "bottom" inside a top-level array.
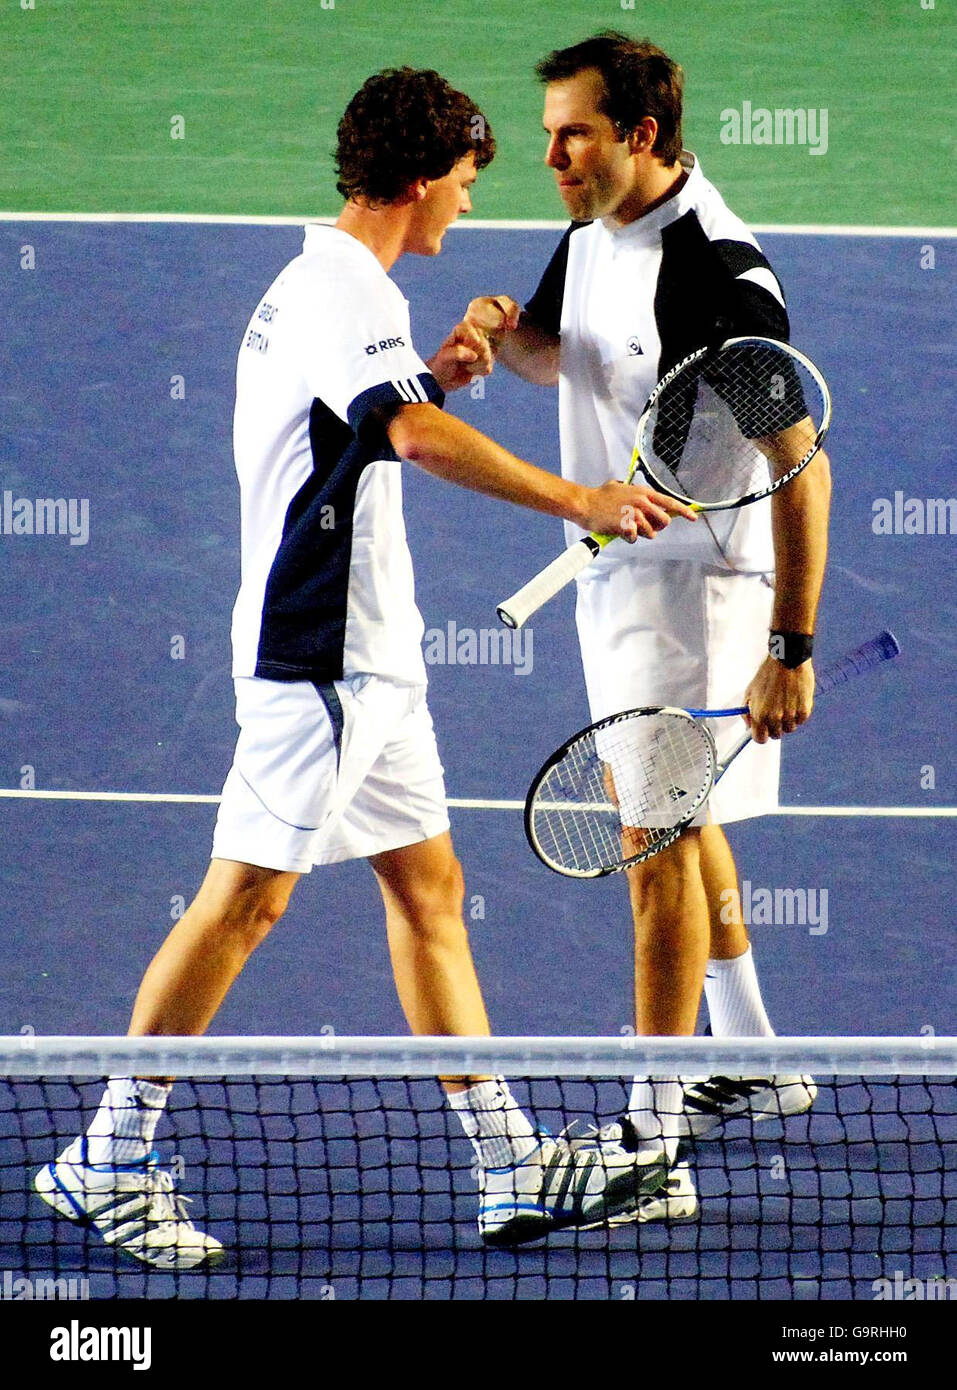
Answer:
[
  {"left": 627, "top": 1161, "right": 698, "bottom": 1223},
  {"left": 678, "top": 1074, "right": 817, "bottom": 1137},
  {"left": 35, "top": 1139, "right": 224, "bottom": 1271},
  {"left": 478, "top": 1134, "right": 669, "bottom": 1247},
  {"left": 561, "top": 1117, "right": 698, "bottom": 1227}
]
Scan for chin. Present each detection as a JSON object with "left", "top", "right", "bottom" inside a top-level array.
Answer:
[{"left": 561, "top": 193, "right": 592, "bottom": 220}]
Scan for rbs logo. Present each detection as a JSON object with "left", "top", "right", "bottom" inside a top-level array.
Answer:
[{"left": 364, "top": 337, "right": 406, "bottom": 356}]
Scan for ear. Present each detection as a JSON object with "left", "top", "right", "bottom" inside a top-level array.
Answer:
[
  {"left": 393, "top": 178, "right": 430, "bottom": 207},
  {"left": 627, "top": 116, "right": 659, "bottom": 155}
]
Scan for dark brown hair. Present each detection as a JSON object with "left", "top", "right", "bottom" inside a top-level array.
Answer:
[
  {"left": 335, "top": 67, "right": 495, "bottom": 204},
  {"left": 536, "top": 31, "right": 683, "bottom": 163}
]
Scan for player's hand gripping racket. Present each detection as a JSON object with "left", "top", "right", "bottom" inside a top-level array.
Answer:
[
  {"left": 497, "top": 336, "right": 831, "bottom": 629},
  {"left": 525, "top": 630, "right": 899, "bottom": 878}
]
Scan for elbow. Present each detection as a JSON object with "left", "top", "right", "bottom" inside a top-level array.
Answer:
[
  {"left": 813, "top": 449, "right": 833, "bottom": 506},
  {"left": 793, "top": 449, "right": 831, "bottom": 507},
  {"left": 505, "top": 322, "right": 560, "bottom": 387},
  {"left": 386, "top": 403, "right": 435, "bottom": 462},
  {"left": 535, "top": 343, "right": 561, "bottom": 389},
  {"left": 520, "top": 357, "right": 559, "bottom": 389}
]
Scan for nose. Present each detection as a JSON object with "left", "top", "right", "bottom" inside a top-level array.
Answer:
[
  {"left": 459, "top": 189, "right": 472, "bottom": 214},
  {"left": 545, "top": 137, "right": 568, "bottom": 170}
]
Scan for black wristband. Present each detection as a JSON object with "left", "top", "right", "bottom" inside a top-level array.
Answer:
[{"left": 769, "top": 630, "right": 814, "bottom": 668}]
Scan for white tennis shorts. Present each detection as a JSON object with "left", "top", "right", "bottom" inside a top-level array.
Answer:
[
  {"left": 575, "top": 557, "right": 780, "bottom": 825},
  {"left": 211, "top": 675, "right": 450, "bottom": 873}
]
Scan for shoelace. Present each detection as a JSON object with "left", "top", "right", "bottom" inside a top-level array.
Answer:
[
  {"left": 572, "top": 1116, "right": 640, "bottom": 1151},
  {"left": 136, "top": 1168, "right": 197, "bottom": 1229}
]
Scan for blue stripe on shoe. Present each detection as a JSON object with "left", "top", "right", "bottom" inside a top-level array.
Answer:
[
  {"left": 481, "top": 1200, "right": 543, "bottom": 1215},
  {"left": 47, "top": 1169, "right": 92, "bottom": 1224}
]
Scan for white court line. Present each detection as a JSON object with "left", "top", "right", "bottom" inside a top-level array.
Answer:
[
  {"left": 0, "top": 789, "right": 952, "bottom": 817},
  {"left": 0, "top": 211, "right": 329, "bottom": 226},
  {"left": 0, "top": 790, "right": 222, "bottom": 804},
  {"left": 0, "top": 211, "right": 954, "bottom": 237}
]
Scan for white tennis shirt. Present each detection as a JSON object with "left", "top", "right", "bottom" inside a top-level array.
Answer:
[
  {"left": 527, "top": 153, "right": 790, "bottom": 574},
  {"left": 230, "top": 226, "right": 441, "bottom": 686}
]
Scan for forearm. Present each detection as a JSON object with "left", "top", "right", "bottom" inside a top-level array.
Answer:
[
  {"left": 770, "top": 451, "right": 832, "bottom": 632},
  {"left": 491, "top": 314, "right": 560, "bottom": 387},
  {"left": 388, "top": 402, "right": 585, "bottom": 523}
]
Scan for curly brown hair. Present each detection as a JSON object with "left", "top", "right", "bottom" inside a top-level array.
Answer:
[{"left": 335, "top": 68, "right": 496, "bottom": 205}]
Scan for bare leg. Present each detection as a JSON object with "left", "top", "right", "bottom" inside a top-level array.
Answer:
[
  {"left": 129, "top": 858, "right": 299, "bottom": 1038},
  {"left": 370, "top": 831, "right": 542, "bottom": 1198},
  {"left": 70, "top": 859, "right": 298, "bottom": 1164},
  {"left": 697, "top": 823, "right": 774, "bottom": 1038},
  {"left": 370, "top": 831, "right": 490, "bottom": 1091},
  {"left": 627, "top": 828, "right": 709, "bottom": 1036},
  {"left": 698, "top": 824, "right": 749, "bottom": 960}
]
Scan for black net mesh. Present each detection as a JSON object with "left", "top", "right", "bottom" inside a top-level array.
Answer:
[
  {"left": 641, "top": 340, "right": 826, "bottom": 505},
  {"left": 2, "top": 1066, "right": 953, "bottom": 1301}
]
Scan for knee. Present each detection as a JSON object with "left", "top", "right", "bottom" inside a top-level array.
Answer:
[
  {"left": 385, "top": 855, "right": 467, "bottom": 933},
  {"left": 219, "top": 882, "right": 289, "bottom": 954},
  {"left": 627, "top": 833, "right": 701, "bottom": 910}
]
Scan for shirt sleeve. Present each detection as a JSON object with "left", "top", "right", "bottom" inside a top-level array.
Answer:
[
  {"left": 710, "top": 238, "right": 790, "bottom": 341},
  {"left": 524, "top": 224, "right": 584, "bottom": 337},
  {"left": 704, "top": 243, "right": 807, "bottom": 437},
  {"left": 295, "top": 262, "right": 444, "bottom": 444}
]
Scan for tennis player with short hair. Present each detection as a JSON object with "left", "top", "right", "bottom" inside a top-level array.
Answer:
[
  {"left": 35, "top": 67, "right": 692, "bottom": 1267},
  {"left": 466, "top": 32, "right": 831, "bottom": 1220}
]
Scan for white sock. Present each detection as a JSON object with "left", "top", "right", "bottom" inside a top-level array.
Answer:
[
  {"left": 69, "top": 1076, "right": 171, "bottom": 1167},
  {"left": 705, "top": 946, "right": 775, "bottom": 1037},
  {"left": 448, "top": 1077, "right": 538, "bottom": 1170},
  {"left": 627, "top": 1077, "right": 682, "bottom": 1165}
]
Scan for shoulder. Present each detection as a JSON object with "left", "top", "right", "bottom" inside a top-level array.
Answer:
[
  {"left": 287, "top": 226, "right": 394, "bottom": 307},
  {"left": 565, "top": 219, "right": 602, "bottom": 255},
  {"left": 667, "top": 161, "right": 785, "bottom": 309},
  {"left": 682, "top": 158, "right": 761, "bottom": 251},
  {"left": 525, "top": 221, "right": 597, "bottom": 331},
  {"left": 546, "top": 220, "right": 599, "bottom": 256}
]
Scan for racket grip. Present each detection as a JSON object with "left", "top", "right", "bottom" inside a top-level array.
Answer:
[
  {"left": 497, "top": 538, "right": 601, "bottom": 629},
  {"left": 814, "top": 630, "right": 901, "bottom": 696}
]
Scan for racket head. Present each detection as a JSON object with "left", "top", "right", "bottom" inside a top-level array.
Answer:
[
  {"left": 524, "top": 706, "right": 718, "bottom": 878},
  {"left": 636, "top": 336, "right": 831, "bottom": 510}
]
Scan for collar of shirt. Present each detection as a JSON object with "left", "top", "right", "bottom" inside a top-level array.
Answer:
[
  {"left": 303, "top": 221, "right": 337, "bottom": 252},
  {"left": 301, "top": 221, "right": 386, "bottom": 271},
  {"left": 600, "top": 150, "right": 703, "bottom": 249}
]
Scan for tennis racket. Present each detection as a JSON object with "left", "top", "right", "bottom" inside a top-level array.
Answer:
[
  {"left": 497, "top": 335, "right": 831, "bottom": 630},
  {"left": 525, "top": 630, "right": 899, "bottom": 879}
]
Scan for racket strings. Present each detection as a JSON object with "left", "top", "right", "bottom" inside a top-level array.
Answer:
[
  {"left": 529, "top": 712, "right": 715, "bottom": 875},
  {"left": 644, "top": 341, "right": 826, "bottom": 505}
]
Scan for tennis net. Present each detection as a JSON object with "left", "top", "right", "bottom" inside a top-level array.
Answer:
[{"left": 1, "top": 1035, "right": 954, "bottom": 1301}]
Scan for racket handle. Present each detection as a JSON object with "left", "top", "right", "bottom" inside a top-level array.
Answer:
[
  {"left": 706, "top": 631, "right": 900, "bottom": 782},
  {"left": 497, "top": 537, "right": 601, "bottom": 630},
  {"left": 814, "top": 630, "right": 901, "bottom": 696}
]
